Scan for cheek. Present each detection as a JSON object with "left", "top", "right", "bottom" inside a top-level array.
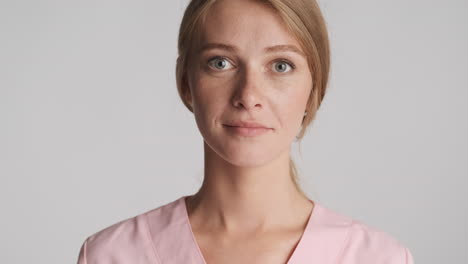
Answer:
[
  {"left": 277, "top": 92, "right": 307, "bottom": 126},
  {"left": 190, "top": 77, "right": 232, "bottom": 127},
  {"left": 192, "top": 73, "right": 233, "bottom": 103},
  {"left": 271, "top": 77, "right": 311, "bottom": 130}
]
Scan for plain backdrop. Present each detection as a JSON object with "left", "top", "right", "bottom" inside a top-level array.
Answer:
[{"left": 1, "top": 0, "right": 467, "bottom": 263}]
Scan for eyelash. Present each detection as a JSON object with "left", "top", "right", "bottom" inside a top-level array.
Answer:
[{"left": 206, "top": 56, "right": 296, "bottom": 72}]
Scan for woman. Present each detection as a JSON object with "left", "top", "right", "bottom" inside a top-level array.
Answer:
[{"left": 77, "top": 0, "right": 414, "bottom": 263}]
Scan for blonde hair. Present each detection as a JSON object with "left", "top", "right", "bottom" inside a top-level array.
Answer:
[{"left": 175, "top": 0, "right": 330, "bottom": 198}]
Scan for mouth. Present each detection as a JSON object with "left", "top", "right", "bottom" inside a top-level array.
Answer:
[
  {"left": 224, "top": 120, "right": 270, "bottom": 129},
  {"left": 222, "top": 124, "right": 272, "bottom": 137}
]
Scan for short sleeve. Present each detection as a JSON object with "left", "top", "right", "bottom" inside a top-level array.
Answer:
[{"left": 76, "top": 238, "right": 88, "bottom": 264}]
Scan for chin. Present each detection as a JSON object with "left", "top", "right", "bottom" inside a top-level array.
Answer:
[{"left": 211, "top": 140, "right": 281, "bottom": 168}]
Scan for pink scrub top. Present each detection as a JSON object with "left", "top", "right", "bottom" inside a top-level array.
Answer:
[{"left": 76, "top": 195, "right": 414, "bottom": 264}]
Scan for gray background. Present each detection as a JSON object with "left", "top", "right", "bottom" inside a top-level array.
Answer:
[{"left": 1, "top": 0, "right": 467, "bottom": 263}]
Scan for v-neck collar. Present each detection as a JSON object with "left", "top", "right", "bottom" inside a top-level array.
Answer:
[{"left": 145, "top": 195, "right": 352, "bottom": 264}]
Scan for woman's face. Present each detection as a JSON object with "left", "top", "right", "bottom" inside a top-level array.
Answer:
[{"left": 186, "top": 0, "right": 312, "bottom": 167}]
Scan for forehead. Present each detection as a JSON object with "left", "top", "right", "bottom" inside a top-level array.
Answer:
[{"left": 199, "top": 0, "right": 301, "bottom": 52}]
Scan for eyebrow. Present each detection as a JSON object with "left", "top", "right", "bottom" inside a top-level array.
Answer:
[{"left": 199, "top": 43, "right": 306, "bottom": 58}]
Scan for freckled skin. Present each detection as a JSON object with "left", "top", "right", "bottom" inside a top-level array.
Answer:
[{"left": 186, "top": 0, "right": 313, "bottom": 167}]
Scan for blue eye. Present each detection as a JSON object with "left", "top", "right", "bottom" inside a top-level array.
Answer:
[
  {"left": 208, "top": 57, "right": 234, "bottom": 70},
  {"left": 273, "top": 60, "right": 295, "bottom": 73}
]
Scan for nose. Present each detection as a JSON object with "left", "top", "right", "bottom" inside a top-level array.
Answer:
[{"left": 231, "top": 65, "right": 265, "bottom": 111}]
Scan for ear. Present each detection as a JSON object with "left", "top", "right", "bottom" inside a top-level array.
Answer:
[{"left": 182, "top": 74, "right": 193, "bottom": 108}]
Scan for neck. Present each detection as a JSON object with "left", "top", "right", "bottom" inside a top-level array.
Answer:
[{"left": 186, "top": 141, "right": 313, "bottom": 236}]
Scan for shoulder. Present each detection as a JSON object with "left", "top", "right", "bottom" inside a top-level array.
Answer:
[
  {"left": 76, "top": 198, "right": 182, "bottom": 264},
  {"left": 341, "top": 219, "right": 413, "bottom": 263},
  {"left": 77, "top": 212, "right": 159, "bottom": 264},
  {"left": 316, "top": 203, "right": 414, "bottom": 264}
]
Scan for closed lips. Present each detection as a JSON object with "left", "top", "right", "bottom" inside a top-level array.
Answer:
[{"left": 224, "top": 121, "right": 270, "bottom": 129}]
